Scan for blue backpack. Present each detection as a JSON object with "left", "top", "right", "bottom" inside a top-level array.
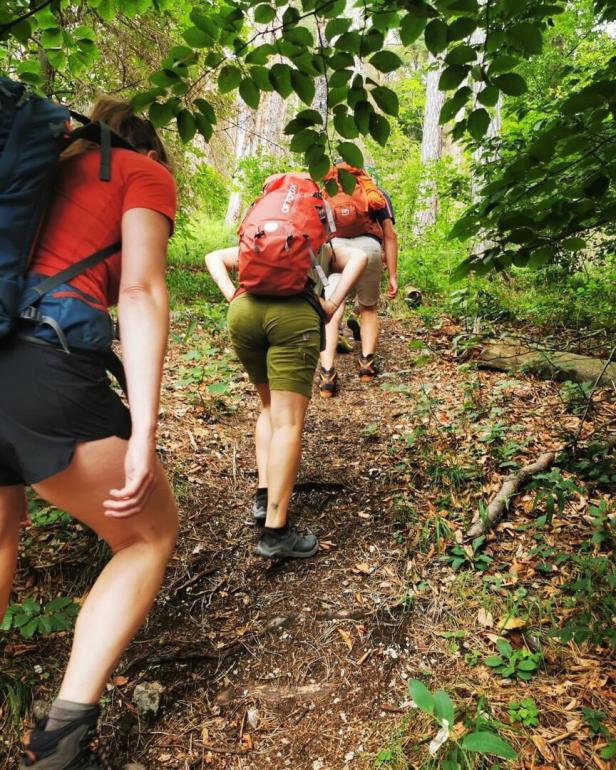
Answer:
[{"left": 0, "top": 77, "right": 132, "bottom": 366}]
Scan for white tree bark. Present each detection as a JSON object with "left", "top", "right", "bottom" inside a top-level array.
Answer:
[
  {"left": 224, "top": 96, "right": 257, "bottom": 226},
  {"left": 414, "top": 54, "right": 445, "bottom": 231}
]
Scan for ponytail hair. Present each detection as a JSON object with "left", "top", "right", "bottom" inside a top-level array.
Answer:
[{"left": 63, "top": 96, "right": 171, "bottom": 169}]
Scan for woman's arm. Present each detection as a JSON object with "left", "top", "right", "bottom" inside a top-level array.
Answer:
[
  {"left": 381, "top": 218, "right": 398, "bottom": 299},
  {"left": 103, "top": 207, "right": 171, "bottom": 518},
  {"left": 320, "top": 245, "right": 368, "bottom": 318},
  {"left": 205, "top": 247, "right": 239, "bottom": 302}
]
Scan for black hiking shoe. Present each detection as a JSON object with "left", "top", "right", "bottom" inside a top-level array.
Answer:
[
  {"left": 347, "top": 317, "right": 361, "bottom": 342},
  {"left": 20, "top": 711, "right": 113, "bottom": 769},
  {"left": 255, "top": 526, "right": 319, "bottom": 559},
  {"left": 252, "top": 493, "right": 267, "bottom": 526},
  {"left": 358, "top": 353, "right": 379, "bottom": 381},
  {"left": 319, "top": 366, "right": 339, "bottom": 398}
]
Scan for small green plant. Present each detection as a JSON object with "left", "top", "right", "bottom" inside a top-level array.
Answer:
[
  {"left": 581, "top": 707, "right": 609, "bottom": 737},
  {"left": 29, "top": 504, "right": 71, "bottom": 527},
  {"left": 446, "top": 536, "right": 493, "bottom": 572},
  {"left": 1, "top": 596, "right": 79, "bottom": 638},
  {"left": 404, "top": 679, "right": 517, "bottom": 768},
  {"left": 559, "top": 380, "right": 594, "bottom": 415},
  {"left": 528, "top": 469, "right": 583, "bottom": 527},
  {"left": 484, "top": 639, "right": 543, "bottom": 681},
  {"left": 362, "top": 423, "right": 380, "bottom": 442},
  {"left": 464, "top": 649, "right": 482, "bottom": 668},
  {"left": 507, "top": 698, "right": 539, "bottom": 728}
]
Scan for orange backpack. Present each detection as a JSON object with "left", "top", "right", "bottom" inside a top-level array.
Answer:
[
  {"left": 322, "top": 163, "right": 386, "bottom": 240},
  {"left": 237, "top": 172, "right": 333, "bottom": 296}
]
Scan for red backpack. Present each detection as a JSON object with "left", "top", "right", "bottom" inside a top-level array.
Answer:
[
  {"left": 322, "top": 163, "right": 385, "bottom": 240},
  {"left": 237, "top": 172, "right": 333, "bottom": 296}
]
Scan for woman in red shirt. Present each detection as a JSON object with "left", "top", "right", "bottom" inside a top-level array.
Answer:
[{"left": 0, "top": 99, "right": 178, "bottom": 769}]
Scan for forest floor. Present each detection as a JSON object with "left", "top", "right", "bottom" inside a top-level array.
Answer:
[{"left": 1, "top": 306, "right": 615, "bottom": 770}]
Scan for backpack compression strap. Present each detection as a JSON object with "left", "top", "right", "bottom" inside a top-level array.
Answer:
[{"left": 66, "top": 121, "right": 135, "bottom": 182}]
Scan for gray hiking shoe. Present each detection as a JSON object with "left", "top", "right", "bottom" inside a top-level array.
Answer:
[
  {"left": 252, "top": 492, "right": 267, "bottom": 525},
  {"left": 255, "top": 526, "right": 319, "bottom": 559},
  {"left": 20, "top": 713, "right": 113, "bottom": 769}
]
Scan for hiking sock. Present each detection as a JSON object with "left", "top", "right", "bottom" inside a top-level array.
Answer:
[
  {"left": 44, "top": 699, "right": 99, "bottom": 732},
  {"left": 262, "top": 522, "right": 290, "bottom": 543},
  {"left": 255, "top": 487, "right": 268, "bottom": 505}
]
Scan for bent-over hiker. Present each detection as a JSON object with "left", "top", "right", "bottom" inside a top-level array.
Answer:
[
  {"left": 0, "top": 94, "right": 178, "bottom": 769},
  {"left": 318, "top": 163, "right": 398, "bottom": 397},
  {"left": 205, "top": 172, "right": 367, "bottom": 559}
]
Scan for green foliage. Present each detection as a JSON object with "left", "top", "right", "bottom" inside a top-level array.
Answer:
[
  {"left": 402, "top": 679, "right": 517, "bottom": 766},
  {"left": 446, "top": 536, "right": 492, "bottom": 571},
  {"left": 483, "top": 638, "right": 543, "bottom": 681},
  {"left": 507, "top": 698, "right": 539, "bottom": 727},
  {"left": 1, "top": 597, "right": 79, "bottom": 639}
]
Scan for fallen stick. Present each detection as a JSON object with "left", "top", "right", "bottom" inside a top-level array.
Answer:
[
  {"left": 465, "top": 452, "right": 556, "bottom": 540},
  {"left": 465, "top": 433, "right": 616, "bottom": 540}
]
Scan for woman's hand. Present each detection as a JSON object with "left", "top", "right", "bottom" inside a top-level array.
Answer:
[
  {"left": 319, "top": 297, "right": 340, "bottom": 323},
  {"left": 104, "top": 433, "right": 157, "bottom": 518}
]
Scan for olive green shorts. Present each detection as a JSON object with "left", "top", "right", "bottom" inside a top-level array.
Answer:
[{"left": 227, "top": 294, "right": 321, "bottom": 398}]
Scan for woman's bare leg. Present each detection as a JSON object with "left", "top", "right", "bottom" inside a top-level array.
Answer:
[
  {"left": 33, "top": 436, "right": 178, "bottom": 704},
  {"left": 0, "top": 485, "right": 26, "bottom": 617},
  {"left": 264, "top": 390, "right": 309, "bottom": 529},
  {"left": 254, "top": 384, "right": 272, "bottom": 488}
]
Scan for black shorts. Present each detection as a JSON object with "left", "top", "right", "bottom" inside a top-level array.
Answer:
[{"left": 0, "top": 338, "right": 131, "bottom": 486}]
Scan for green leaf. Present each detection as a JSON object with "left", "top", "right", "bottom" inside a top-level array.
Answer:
[
  {"left": 445, "top": 44, "right": 476, "bottom": 65},
  {"left": 562, "top": 91, "right": 606, "bottom": 114},
  {"left": 493, "top": 73, "right": 527, "bottom": 96},
  {"left": 254, "top": 3, "right": 276, "bottom": 23},
  {"left": 507, "top": 22, "right": 543, "bottom": 55},
  {"left": 176, "top": 110, "right": 196, "bottom": 143},
  {"left": 371, "top": 86, "right": 399, "bottom": 116},
  {"left": 334, "top": 112, "right": 359, "bottom": 139},
  {"left": 461, "top": 731, "right": 517, "bottom": 760},
  {"left": 289, "top": 128, "right": 320, "bottom": 152},
  {"left": 335, "top": 31, "right": 361, "bottom": 54},
  {"left": 284, "top": 26, "right": 314, "bottom": 47},
  {"left": 249, "top": 66, "right": 273, "bottom": 92},
  {"left": 148, "top": 101, "right": 175, "bottom": 128},
  {"left": 325, "top": 18, "right": 352, "bottom": 40},
  {"left": 369, "top": 50, "right": 402, "bottom": 73},
  {"left": 22, "top": 618, "right": 39, "bottom": 638},
  {"left": 194, "top": 98, "right": 216, "bottom": 124},
  {"left": 434, "top": 690, "right": 455, "bottom": 724},
  {"left": 488, "top": 54, "right": 521, "bottom": 76},
  {"left": 467, "top": 108, "right": 490, "bottom": 140},
  {"left": 296, "top": 109, "right": 324, "bottom": 125},
  {"left": 517, "top": 659, "right": 539, "bottom": 672},
  {"left": 190, "top": 8, "right": 219, "bottom": 40},
  {"left": 562, "top": 237, "right": 586, "bottom": 251},
  {"left": 131, "top": 88, "right": 164, "bottom": 112},
  {"left": 354, "top": 100, "right": 373, "bottom": 134},
  {"left": 337, "top": 142, "right": 364, "bottom": 168},
  {"left": 325, "top": 178, "right": 339, "bottom": 197},
  {"left": 308, "top": 152, "right": 330, "bottom": 181},
  {"left": 41, "top": 27, "right": 62, "bottom": 47},
  {"left": 369, "top": 112, "right": 390, "bottom": 146},
  {"left": 400, "top": 14, "right": 426, "bottom": 46},
  {"left": 408, "top": 680, "right": 435, "bottom": 715},
  {"left": 528, "top": 247, "right": 552, "bottom": 268},
  {"left": 439, "top": 65, "right": 469, "bottom": 91},
  {"left": 484, "top": 655, "right": 504, "bottom": 667},
  {"left": 182, "top": 26, "right": 211, "bottom": 47},
  {"left": 360, "top": 29, "right": 385, "bottom": 56},
  {"left": 11, "top": 19, "right": 33, "bottom": 43},
  {"left": 207, "top": 382, "right": 228, "bottom": 395},
  {"left": 447, "top": 17, "right": 477, "bottom": 40},
  {"left": 195, "top": 114, "right": 213, "bottom": 142},
  {"left": 424, "top": 19, "right": 448, "bottom": 54},
  {"left": 269, "top": 63, "right": 293, "bottom": 97},
  {"left": 150, "top": 68, "right": 180, "bottom": 88},
  {"left": 478, "top": 86, "right": 500, "bottom": 107},
  {"left": 239, "top": 78, "right": 260, "bottom": 109},
  {"left": 218, "top": 65, "right": 242, "bottom": 94},
  {"left": 338, "top": 168, "right": 356, "bottom": 194},
  {"left": 245, "top": 43, "right": 275, "bottom": 65},
  {"left": 291, "top": 69, "right": 315, "bottom": 105},
  {"left": 451, "top": 256, "right": 476, "bottom": 280}
]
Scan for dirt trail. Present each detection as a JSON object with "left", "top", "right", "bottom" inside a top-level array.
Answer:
[{"left": 2, "top": 313, "right": 615, "bottom": 770}]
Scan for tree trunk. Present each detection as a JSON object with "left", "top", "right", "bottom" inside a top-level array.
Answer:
[
  {"left": 414, "top": 55, "right": 445, "bottom": 232},
  {"left": 477, "top": 341, "right": 616, "bottom": 385},
  {"left": 224, "top": 97, "right": 257, "bottom": 226}
]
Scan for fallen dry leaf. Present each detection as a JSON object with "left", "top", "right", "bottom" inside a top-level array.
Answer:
[
  {"left": 477, "top": 608, "right": 494, "bottom": 628},
  {"left": 338, "top": 628, "right": 354, "bottom": 651},
  {"left": 532, "top": 735, "right": 555, "bottom": 763},
  {"left": 498, "top": 615, "right": 526, "bottom": 631}
]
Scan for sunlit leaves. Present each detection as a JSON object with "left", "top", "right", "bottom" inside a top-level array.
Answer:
[
  {"left": 371, "top": 86, "right": 399, "bottom": 117},
  {"left": 467, "top": 108, "right": 490, "bottom": 140},
  {"left": 506, "top": 22, "right": 543, "bottom": 55},
  {"left": 400, "top": 14, "right": 427, "bottom": 45},
  {"left": 218, "top": 65, "right": 242, "bottom": 94},
  {"left": 425, "top": 18, "right": 448, "bottom": 54},
  {"left": 369, "top": 50, "right": 402, "bottom": 73},
  {"left": 493, "top": 73, "right": 528, "bottom": 95},
  {"left": 254, "top": 3, "right": 277, "bottom": 23},
  {"left": 337, "top": 141, "right": 364, "bottom": 168}
]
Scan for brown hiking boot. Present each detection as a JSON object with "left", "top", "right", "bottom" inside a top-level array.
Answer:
[{"left": 358, "top": 354, "right": 379, "bottom": 381}]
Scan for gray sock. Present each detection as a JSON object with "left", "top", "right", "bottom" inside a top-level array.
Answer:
[{"left": 45, "top": 698, "right": 99, "bottom": 732}]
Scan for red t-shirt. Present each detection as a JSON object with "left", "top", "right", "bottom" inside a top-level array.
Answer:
[{"left": 30, "top": 148, "right": 176, "bottom": 308}]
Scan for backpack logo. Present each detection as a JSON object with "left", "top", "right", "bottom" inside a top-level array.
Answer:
[
  {"left": 281, "top": 184, "right": 298, "bottom": 213},
  {"left": 264, "top": 221, "right": 278, "bottom": 232},
  {"left": 341, "top": 207, "right": 350, "bottom": 216}
]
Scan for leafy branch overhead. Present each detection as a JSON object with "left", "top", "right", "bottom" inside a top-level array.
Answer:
[{"left": 1, "top": 0, "right": 615, "bottom": 271}]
